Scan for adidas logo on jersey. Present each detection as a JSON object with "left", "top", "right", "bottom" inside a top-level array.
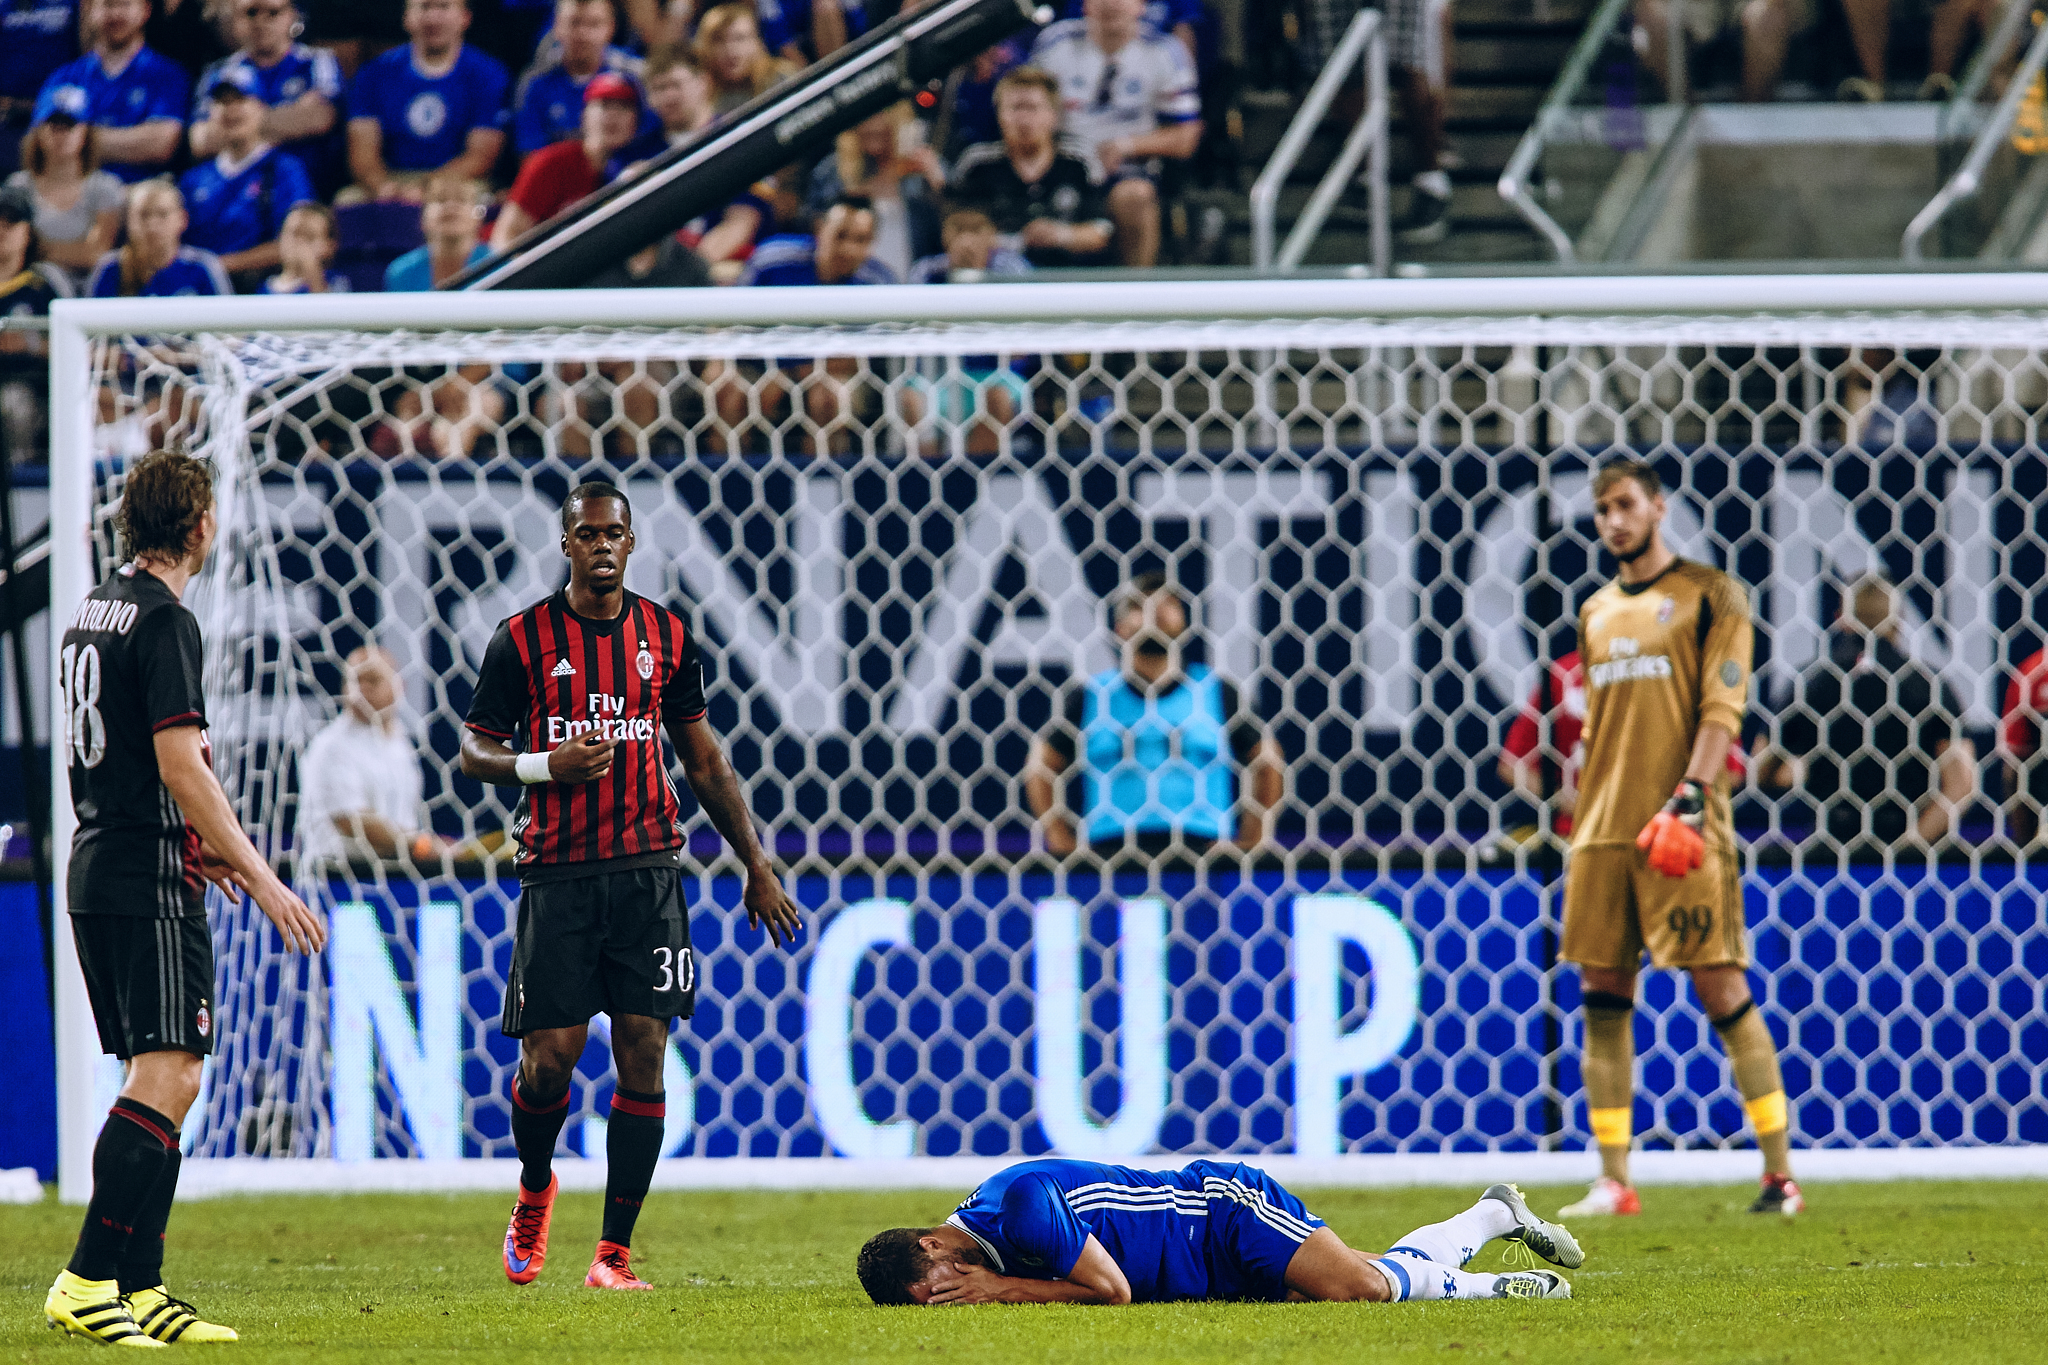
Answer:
[{"left": 550, "top": 659, "right": 576, "bottom": 677}]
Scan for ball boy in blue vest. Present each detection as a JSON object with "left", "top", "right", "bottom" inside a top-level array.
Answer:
[{"left": 1026, "top": 574, "right": 1283, "bottom": 860}]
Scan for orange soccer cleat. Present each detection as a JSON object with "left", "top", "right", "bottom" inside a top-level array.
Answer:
[
  {"left": 503, "top": 1174, "right": 558, "bottom": 1284},
  {"left": 585, "top": 1241, "right": 653, "bottom": 1290}
]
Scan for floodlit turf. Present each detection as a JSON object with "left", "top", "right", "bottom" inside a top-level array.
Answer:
[{"left": 3, "top": 1179, "right": 2043, "bottom": 1363}]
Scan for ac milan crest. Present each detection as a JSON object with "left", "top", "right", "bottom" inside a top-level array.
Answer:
[
  {"left": 195, "top": 1002, "right": 210, "bottom": 1038},
  {"left": 637, "top": 647, "right": 655, "bottom": 680},
  {"left": 1656, "top": 596, "right": 1675, "bottom": 624}
]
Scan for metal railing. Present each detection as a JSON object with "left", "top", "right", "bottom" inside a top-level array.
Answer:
[
  {"left": 1941, "top": 0, "right": 2037, "bottom": 142},
  {"left": 1904, "top": 11, "right": 2048, "bottom": 260},
  {"left": 1248, "top": 8, "right": 1388, "bottom": 275},
  {"left": 1497, "top": 0, "right": 1637, "bottom": 262}
]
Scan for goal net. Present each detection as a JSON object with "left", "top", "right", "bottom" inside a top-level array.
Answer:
[{"left": 49, "top": 284, "right": 2048, "bottom": 1193}]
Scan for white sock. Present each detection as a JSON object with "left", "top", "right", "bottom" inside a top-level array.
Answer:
[
  {"left": 1384, "top": 1198, "right": 1518, "bottom": 1268},
  {"left": 1376, "top": 1254, "right": 1502, "bottom": 1301}
]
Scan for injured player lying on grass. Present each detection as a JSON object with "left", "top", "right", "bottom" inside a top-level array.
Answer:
[{"left": 857, "top": 1160, "right": 1582, "bottom": 1307}]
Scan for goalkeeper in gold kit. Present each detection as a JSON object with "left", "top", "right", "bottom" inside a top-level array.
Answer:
[{"left": 1558, "top": 458, "right": 1802, "bottom": 1219}]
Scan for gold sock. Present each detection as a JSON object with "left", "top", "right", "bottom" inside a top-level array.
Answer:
[
  {"left": 1584, "top": 998, "right": 1635, "bottom": 1186},
  {"left": 1714, "top": 1003, "right": 1791, "bottom": 1177}
]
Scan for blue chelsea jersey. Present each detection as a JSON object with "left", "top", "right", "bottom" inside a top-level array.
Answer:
[
  {"left": 946, "top": 1161, "right": 1214, "bottom": 1303},
  {"left": 36, "top": 47, "right": 190, "bottom": 182},
  {"left": 87, "top": 247, "right": 232, "bottom": 298},
  {"left": 193, "top": 46, "right": 344, "bottom": 180},
  {"left": 738, "top": 234, "right": 897, "bottom": 287},
  {"left": 0, "top": 1, "right": 79, "bottom": 102},
  {"left": 349, "top": 43, "right": 510, "bottom": 172},
  {"left": 179, "top": 146, "right": 314, "bottom": 257},
  {"left": 511, "top": 48, "right": 654, "bottom": 155}
]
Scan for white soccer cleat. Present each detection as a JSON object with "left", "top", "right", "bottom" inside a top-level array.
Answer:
[
  {"left": 1481, "top": 1183, "right": 1584, "bottom": 1268},
  {"left": 1558, "top": 1177, "right": 1641, "bottom": 1219},
  {"left": 1495, "top": 1269, "right": 1572, "bottom": 1300}
]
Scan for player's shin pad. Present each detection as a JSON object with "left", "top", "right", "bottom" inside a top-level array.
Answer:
[{"left": 1636, "top": 779, "right": 1706, "bottom": 877}]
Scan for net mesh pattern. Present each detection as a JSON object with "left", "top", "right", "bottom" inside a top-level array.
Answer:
[{"left": 70, "top": 313, "right": 2048, "bottom": 1162}]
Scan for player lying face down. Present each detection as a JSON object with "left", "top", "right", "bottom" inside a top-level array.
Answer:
[{"left": 856, "top": 1159, "right": 1581, "bottom": 1307}]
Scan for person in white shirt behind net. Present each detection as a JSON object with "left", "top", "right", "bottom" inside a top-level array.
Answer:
[{"left": 296, "top": 645, "right": 441, "bottom": 868}]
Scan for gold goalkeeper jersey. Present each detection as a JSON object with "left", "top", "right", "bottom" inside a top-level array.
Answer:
[{"left": 1571, "top": 558, "right": 1752, "bottom": 851}]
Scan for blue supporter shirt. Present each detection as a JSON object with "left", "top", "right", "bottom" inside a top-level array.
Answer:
[
  {"left": 36, "top": 46, "right": 190, "bottom": 182},
  {"left": 179, "top": 145, "right": 314, "bottom": 257},
  {"left": 86, "top": 246, "right": 231, "bottom": 297},
  {"left": 737, "top": 233, "right": 896, "bottom": 287},
  {"left": 755, "top": 0, "right": 869, "bottom": 59},
  {"left": 193, "top": 46, "right": 344, "bottom": 186},
  {"left": 510, "top": 48, "right": 654, "bottom": 156},
  {"left": 383, "top": 241, "right": 489, "bottom": 291},
  {"left": 262, "top": 269, "right": 351, "bottom": 294},
  {"left": 349, "top": 43, "right": 510, "bottom": 173},
  {"left": 0, "top": 0, "right": 79, "bottom": 103}
]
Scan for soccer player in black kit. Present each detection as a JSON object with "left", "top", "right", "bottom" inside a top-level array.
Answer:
[
  {"left": 462, "top": 482, "right": 803, "bottom": 1291},
  {"left": 45, "top": 451, "right": 326, "bottom": 1346}
]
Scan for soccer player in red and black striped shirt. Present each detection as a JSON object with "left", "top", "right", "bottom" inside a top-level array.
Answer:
[{"left": 461, "top": 481, "right": 802, "bottom": 1291}]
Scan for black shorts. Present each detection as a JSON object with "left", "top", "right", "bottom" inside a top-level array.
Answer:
[
  {"left": 71, "top": 914, "right": 216, "bottom": 1060},
  {"left": 501, "top": 868, "right": 695, "bottom": 1038}
]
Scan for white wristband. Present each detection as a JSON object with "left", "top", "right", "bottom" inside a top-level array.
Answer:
[{"left": 515, "top": 750, "right": 552, "bottom": 785}]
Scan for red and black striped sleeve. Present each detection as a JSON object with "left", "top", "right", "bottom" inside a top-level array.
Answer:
[
  {"left": 658, "top": 606, "right": 707, "bottom": 727},
  {"left": 463, "top": 619, "right": 528, "bottom": 742}
]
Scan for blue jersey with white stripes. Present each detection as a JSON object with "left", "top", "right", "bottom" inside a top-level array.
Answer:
[{"left": 944, "top": 1160, "right": 1323, "bottom": 1303}]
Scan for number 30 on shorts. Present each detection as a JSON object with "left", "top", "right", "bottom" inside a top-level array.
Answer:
[
  {"left": 1666, "top": 904, "right": 1713, "bottom": 952},
  {"left": 652, "top": 945, "right": 693, "bottom": 993}
]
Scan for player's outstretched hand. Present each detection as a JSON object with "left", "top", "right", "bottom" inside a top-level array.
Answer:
[
  {"left": 549, "top": 731, "right": 617, "bottom": 782},
  {"left": 1637, "top": 778, "right": 1707, "bottom": 878},
  {"left": 255, "top": 879, "right": 327, "bottom": 954},
  {"left": 743, "top": 866, "right": 804, "bottom": 948},
  {"left": 925, "top": 1262, "right": 1006, "bottom": 1306}
]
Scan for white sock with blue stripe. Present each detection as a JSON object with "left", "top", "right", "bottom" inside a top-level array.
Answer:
[
  {"left": 1384, "top": 1198, "right": 1519, "bottom": 1269},
  {"left": 1375, "top": 1255, "right": 1503, "bottom": 1301}
]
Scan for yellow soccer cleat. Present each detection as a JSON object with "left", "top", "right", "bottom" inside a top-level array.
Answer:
[
  {"left": 44, "top": 1270, "right": 164, "bottom": 1348},
  {"left": 125, "top": 1287, "right": 239, "bottom": 1344}
]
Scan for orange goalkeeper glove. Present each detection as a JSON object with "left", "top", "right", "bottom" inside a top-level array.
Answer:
[{"left": 1636, "top": 778, "right": 1707, "bottom": 878}]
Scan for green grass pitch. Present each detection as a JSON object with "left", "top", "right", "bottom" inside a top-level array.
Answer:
[{"left": 4, "top": 1179, "right": 2043, "bottom": 1364}]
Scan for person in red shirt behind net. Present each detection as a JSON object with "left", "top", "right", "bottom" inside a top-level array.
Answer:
[
  {"left": 1497, "top": 650, "right": 1746, "bottom": 838},
  {"left": 490, "top": 70, "right": 642, "bottom": 251},
  {"left": 1999, "top": 647, "right": 2048, "bottom": 842}
]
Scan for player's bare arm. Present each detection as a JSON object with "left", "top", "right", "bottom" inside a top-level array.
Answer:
[
  {"left": 921, "top": 1235, "right": 1132, "bottom": 1306},
  {"left": 671, "top": 715, "right": 803, "bottom": 948},
  {"left": 155, "top": 695, "right": 324, "bottom": 954}
]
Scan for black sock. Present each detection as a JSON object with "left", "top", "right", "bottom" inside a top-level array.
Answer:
[
  {"left": 600, "top": 1089, "right": 665, "bottom": 1248},
  {"left": 117, "top": 1148, "right": 181, "bottom": 1295},
  {"left": 510, "top": 1077, "right": 570, "bottom": 1194},
  {"left": 67, "top": 1100, "right": 175, "bottom": 1283}
]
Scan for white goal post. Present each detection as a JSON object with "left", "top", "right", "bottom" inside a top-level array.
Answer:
[{"left": 47, "top": 275, "right": 2048, "bottom": 1201}]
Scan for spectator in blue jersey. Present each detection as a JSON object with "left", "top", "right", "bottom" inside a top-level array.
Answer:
[
  {"left": 0, "top": 0, "right": 80, "bottom": 175},
  {"left": 178, "top": 66, "right": 315, "bottom": 290},
  {"left": 756, "top": 0, "right": 867, "bottom": 66},
  {"left": 35, "top": 0, "right": 189, "bottom": 183},
  {"left": 714, "top": 192, "right": 890, "bottom": 454},
  {"left": 345, "top": 0, "right": 510, "bottom": 202},
  {"left": 1026, "top": 573, "right": 1284, "bottom": 860},
  {"left": 263, "top": 201, "right": 350, "bottom": 292},
  {"left": 511, "top": 0, "right": 652, "bottom": 157},
  {"left": 87, "top": 179, "right": 232, "bottom": 296},
  {"left": 189, "top": 1, "right": 344, "bottom": 197},
  {"left": 1030, "top": 0, "right": 1200, "bottom": 267},
  {"left": 857, "top": 1161, "right": 1579, "bottom": 1305}
]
